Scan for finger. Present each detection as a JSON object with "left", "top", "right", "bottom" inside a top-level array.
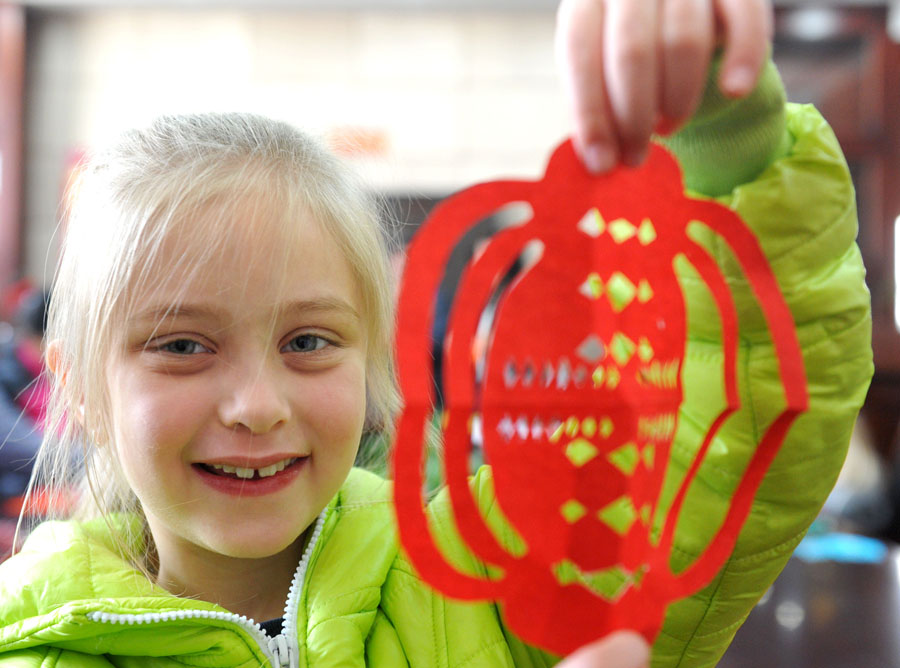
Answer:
[
  {"left": 659, "top": 0, "right": 715, "bottom": 131},
  {"left": 604, "top": 0, "right": 660, "bottom": 166},
  {"left": 556, "top": 631, "right": 651, "bottom": 668},
  {"left": 556, "top": 0, "right": 619, "bottom": 172},
  {"left": 715, "top": 0, "right": 772, "bottom": 97}
]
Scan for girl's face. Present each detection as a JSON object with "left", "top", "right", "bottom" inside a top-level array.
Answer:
[{"left": 104, "top": 208, "right": 368, "bottom": 564}]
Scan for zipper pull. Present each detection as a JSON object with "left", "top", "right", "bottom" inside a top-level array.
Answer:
[{"left": 267, "top": 634, "right": 290, "bottom": 668}]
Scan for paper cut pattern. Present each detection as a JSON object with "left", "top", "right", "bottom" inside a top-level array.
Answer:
[{"left": 392, "top": 139, "right": 809, "bottom": 655}]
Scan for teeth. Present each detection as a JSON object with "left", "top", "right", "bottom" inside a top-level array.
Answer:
[
  {"left": 207, "top": 457, "right": 298, "bottom": 479},
  {"left": 258, "top": 464, "right": 278, "bottom": 478}
]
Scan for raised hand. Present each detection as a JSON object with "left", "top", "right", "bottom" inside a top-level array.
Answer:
[{"left": 556, "top": 0, "right": 773, "bottom": 172}]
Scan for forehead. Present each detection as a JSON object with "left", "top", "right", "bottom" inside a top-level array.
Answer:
[{"left": 125, "top": 193, "right": 361, "bottom": 321}]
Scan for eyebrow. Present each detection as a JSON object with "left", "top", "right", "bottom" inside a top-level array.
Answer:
[
  {"left": 131, "top": 304, "right": 224, "bottom": 325},
  {"left": 131, "top": 297, "right": 360, "bottom": 325},
  {"left": 280, "top": 297, "right": 361, "bottom": 321}
]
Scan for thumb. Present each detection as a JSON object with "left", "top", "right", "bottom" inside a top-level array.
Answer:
[{"left": 556, "top": 631, "right": 650, "bottom": 668}]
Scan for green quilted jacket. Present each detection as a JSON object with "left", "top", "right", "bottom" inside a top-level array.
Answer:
[{"left": 0, "top": 63, "right": 873, "bottom": 667}]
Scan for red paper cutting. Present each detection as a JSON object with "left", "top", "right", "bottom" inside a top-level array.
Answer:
[{"left": 392, "top": 139, "right": 809, "bottom": 655}]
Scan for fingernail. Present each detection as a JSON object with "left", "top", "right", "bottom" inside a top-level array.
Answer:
[
  {"left": 582, "top": 143, "right": 616, "bottom": 174},
  {"left": 623, "top": 146, "right": 647, "bottom": 168},
  {"left": 723, "top": 66, "right": 755, "bottom": 96},
  {"left": 654, "top": 117, "right": 680, "bottom": 137}
]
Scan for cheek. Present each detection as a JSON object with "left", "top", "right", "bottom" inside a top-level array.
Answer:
[
  {"left": 302, "top": 364, "right": 367, "bottom": 446},
  {"left": 109, "top": 376, "right": 211, "bottom": 466}
]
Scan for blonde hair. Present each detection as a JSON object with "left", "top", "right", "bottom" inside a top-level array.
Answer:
[{"left": 22, "top": 112, "right": 400, "bottom": 567}]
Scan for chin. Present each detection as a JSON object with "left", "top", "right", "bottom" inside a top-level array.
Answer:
[{"left": 203, "top": 524, "right": 308, "bottom": 561}]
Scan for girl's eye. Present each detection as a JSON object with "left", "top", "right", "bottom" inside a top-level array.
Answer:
[
  {"left": 283, "top": 334, "right": 330, "bottom": 353},
  {"left": 158, "top": 339, "right": 210, "bottom": 355}
]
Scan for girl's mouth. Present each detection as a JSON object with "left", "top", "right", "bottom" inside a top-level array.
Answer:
[
  {"left": 197, "top": 456, "right": 300, "bottom": 480},
  {"left": 192, "top": 457, "right": 307, "bottom": 496}
]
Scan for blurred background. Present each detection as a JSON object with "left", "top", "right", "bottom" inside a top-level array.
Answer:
[{"left": 0, "top": 0, "right": 898, "bottom": 665}]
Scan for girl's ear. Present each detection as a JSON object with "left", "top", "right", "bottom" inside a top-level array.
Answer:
[
  {"left": 46, "top": 340, "right": 84, "bottom": 423},
  {"left": 46, "top": 340, "right": 67, "bottom": 386}
]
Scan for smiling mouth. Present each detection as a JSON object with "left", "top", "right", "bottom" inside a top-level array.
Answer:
[{"left": 195, "top": 457, "right": 303, "bottom": 480}]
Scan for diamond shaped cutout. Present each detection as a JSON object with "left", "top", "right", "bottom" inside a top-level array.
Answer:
[
  {"left": 581, "top": 416, "right": 597, "bottom": 438},
  {"left": 643, "top": 444, "right": 655, "bottom": 470},
  {"left": 554, "top": 559, "right": 581, "bottom": 586},
  {"left": 632, "top": 565, "right": 647, "bottom": 588},
  {"left": 638, "top": 337, "right": 654, "bottom": 362},
  {"left": 640, "top": 504, "right": 651, "bottom": 525},
  {"left": 577, "top": 335, "right": 606, "bottom": 363},
  {"left": 592, "top": 365, "right": 605, "bottom": 387},
  {"left": 573, "top": 365, "right": 587, "bottom": 386},
  {"left": 637, "top": 218, "right": 657, "bottom": 245},
  {"left": 637, "top": 280, "right": 654, "bottom": 303},
  {"left": 579, "top": 273, "right": 603, "bottom": 300},
  {"left": 503, "top": 360, "right": 518, "bottom": 388},
  {"left": 599, "top": 417, "right": 614, "bottom": 438},
  {"left": 606, "top": 366, "right": 621, "bottom": 388},
  {"left": 521, "top": 361, "right": 535, "bottom": 387},
  {"left": 608, "top": 442, "right": 639, "bottom": 475},
  {"left": 608, "top": 217, "right": 636, "bottom": 243},
  {"left": 565, "top": 439, "right": 598, "bottom": 467},
  {"left": 609, "top": 332, "right": 636, "bottom": 366},
  {"left": 541, "top": 362, "right": 554, "bottom": 387},
  {"left": 549, "top": 421, "right": 564, "bottom": 443},
  {"left": 606, "top": 272, "right": 636, "bottom": 312},
  {"left": 577, "top": 208, "right": 605, "bottom": 237},
  {"left": 516, "top": 416, "right": 530, "bottom": 440},
  {"left": 560, "top": 499, "right": 587, "bottom": 524},
  {"left": 665, "top": 361, "right": 679, "bottom": 387},
  {"left": 553, "top": 560, "right": 630, "bottom": 601},
  {"left": 557, "top": 359, "right": 572, "bottom": 389},
  {"left": 598, "top": 496, "right": 637, "bottom": 535},
  {"left": 497, "top": 415, "right": 515, "bottom": 441},
  {"left": 588, "top": 567, "right": 631, "bottom": 600}
]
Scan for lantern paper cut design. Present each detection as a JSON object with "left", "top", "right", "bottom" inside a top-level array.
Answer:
[{"left": 392, "top": 139, "right": 808, "bottom": 655}]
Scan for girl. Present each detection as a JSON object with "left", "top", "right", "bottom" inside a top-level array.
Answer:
[{"left": 0, "top": 1, "right": 872, "bottom": 666}]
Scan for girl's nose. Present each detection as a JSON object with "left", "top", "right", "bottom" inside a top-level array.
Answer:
[{"left": 218, "top": 365, "right": 291, "bottom": 434}]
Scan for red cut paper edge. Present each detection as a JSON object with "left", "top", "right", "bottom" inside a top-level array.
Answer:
[{"left": 392, "top": 139, "right": 809, "bottom": 656}]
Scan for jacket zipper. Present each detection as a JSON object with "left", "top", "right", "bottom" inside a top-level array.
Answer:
[
  {"left": 269, "top": 511, "right": 325, "bottom": 668},
  {"left": 86, "top": 511, "right": 326, "bottom": 668}
]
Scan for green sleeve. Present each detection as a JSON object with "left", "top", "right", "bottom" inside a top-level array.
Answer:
[
  {"left": 384, "top": 58, "right": 871, "bottom": 668},
  {"left": 660, "top": 57, "right": 791, "bottom": 197},
  {"left": 653, "top": 66, "right": 873, "bottom": 666}
]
